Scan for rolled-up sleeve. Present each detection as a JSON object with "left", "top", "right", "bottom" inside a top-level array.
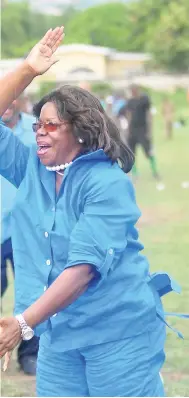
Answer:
[
  {"left": 67, "top": 172, "right": 141, "bottom": 280},
  {"left": 0, "top": 122, "right": 29, "bottom": 187}
]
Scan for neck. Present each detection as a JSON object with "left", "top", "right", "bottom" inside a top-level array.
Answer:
[{"left": 57, "top": 147, "right": 81, "bottom": 167}]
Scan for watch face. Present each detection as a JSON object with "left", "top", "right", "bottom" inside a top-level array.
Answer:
[{"left": 23, "top": 329, "right": 34, "bottom": 341}]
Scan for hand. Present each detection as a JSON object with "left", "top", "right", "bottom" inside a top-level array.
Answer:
[
  {"left": 0, "top": 317, "right": 21, "bottom": 358},
  {"left": 26, "top": 26, "right": 64, "bottom": 76}
]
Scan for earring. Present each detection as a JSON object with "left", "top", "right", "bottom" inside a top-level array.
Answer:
[{"left": 78, "top": 137, "right": 84, "bottom": 144}]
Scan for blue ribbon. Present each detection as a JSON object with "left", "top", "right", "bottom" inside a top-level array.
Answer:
[{"left": 165, "top": 312, "right": 189, "bottom": 319}]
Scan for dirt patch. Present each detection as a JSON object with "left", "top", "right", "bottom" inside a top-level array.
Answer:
[
  {"left": 1, "top": 359, "right": 36, "bottom": 397},
  {"left": 138, "top": 206, "right": 186, "bottom": 227},
  {"left": 163, "top": 371, "right": 189, "bottom": 382}
]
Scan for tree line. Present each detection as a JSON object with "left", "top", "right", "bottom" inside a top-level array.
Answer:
[{"left": 2, "top": 0, "right": 189, "bottom": 72}]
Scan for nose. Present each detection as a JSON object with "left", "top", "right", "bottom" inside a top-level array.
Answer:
[
  {"left": 37, "top": 126, "right": 47, "bottom": 136},
  {"left": 36, "top": 129, "right": 47, "bottom": 143}
]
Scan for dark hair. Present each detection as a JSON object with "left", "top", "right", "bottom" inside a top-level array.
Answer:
[{"left": 33, "top": 85, "right": 134, "bottom": 173}]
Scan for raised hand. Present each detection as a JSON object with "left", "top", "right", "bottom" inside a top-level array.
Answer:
[{"left": 26, "top": 26, "right": 64, "bottom": 76}]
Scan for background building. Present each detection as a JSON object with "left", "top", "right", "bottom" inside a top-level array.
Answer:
[{"left": 0, "top": 44, "right": 150, "bottom": 92}]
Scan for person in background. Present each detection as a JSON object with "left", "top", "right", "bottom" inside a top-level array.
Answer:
[
  {"left": 17, "top": 94, "right": 33, "bottom": 114},
  {"left": 162, "top": 96, "right": 175, "bottom": 140},
  {"left": 99, "top": 96, "right": 106, "bottom": 111},
  {"left": 1, "top": 96, "right": 39, "bottom": 375},
  {"left": 124, "top": 85, "right": 163, "bottom": 188},
  {"left": 0, "top": 25, "right": 187, "bottom": 398},
  {"left": 112, "top": 91, "right": 127, "bottom": 120},
  {"left": 112, "top": 92, "right": 128, "bottom": 145},
  {"left": 104, "top": 95, "right": 114, "bottom": 118}
]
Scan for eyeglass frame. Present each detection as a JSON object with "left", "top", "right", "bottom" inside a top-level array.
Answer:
[{"left": 32, "top": 121, "right": 69, "bottom": 133}]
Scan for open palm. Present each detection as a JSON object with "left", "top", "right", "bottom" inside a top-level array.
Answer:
[{"left": 26, "top": 26, "right": 64, "bottom": 75}]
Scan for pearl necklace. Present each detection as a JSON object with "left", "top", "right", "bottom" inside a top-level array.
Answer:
[{"left": 46, "top": 162, "right": 72, "bottom": 173}]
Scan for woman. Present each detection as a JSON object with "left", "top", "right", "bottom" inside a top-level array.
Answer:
[{"left": 0, "top": 27, "right": 180, "bottom": 397}]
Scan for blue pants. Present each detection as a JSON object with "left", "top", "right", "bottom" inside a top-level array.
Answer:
[
  {"left": 37, "top": 316, "right": 166, "bottom": 397},
  {"left": 1, "top": 238, "right": 39, "bottom": 362}
]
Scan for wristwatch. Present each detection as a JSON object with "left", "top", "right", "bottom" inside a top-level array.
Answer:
[{"left": 15, "top": 314, "right": 34, "bottom": 341}]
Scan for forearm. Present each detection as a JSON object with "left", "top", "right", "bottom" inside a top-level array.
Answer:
[
  {"left": 22, "top": 265, "right": 94, "bottom": 328},
  {"left": 0, "top": 61, "right": 36, "bottom": 116}
]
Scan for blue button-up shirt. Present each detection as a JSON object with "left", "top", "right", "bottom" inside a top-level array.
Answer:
[
  {"left": 0, "top": 123, "right": 158, "bottom": 351},
  {"left": 1, "top": 113, "right": 35, "bottom": 244}
]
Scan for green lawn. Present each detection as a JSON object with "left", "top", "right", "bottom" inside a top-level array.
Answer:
[
  {"left": 1, "top": 95, "right": 189, "bottom": 396},
  {"left": 136, "top": 105, "right": 189, "bottom": 396}
]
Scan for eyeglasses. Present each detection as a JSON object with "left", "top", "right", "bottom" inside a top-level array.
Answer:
[{"left": 32, "top": 121, "right": 68, "bottom": 133}]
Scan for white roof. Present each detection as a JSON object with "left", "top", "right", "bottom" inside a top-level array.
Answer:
[
  {"left": 0, "top": 46, "right": 150, "bottom": 77},
  {"left": 110, "top": 52, "right": 151, "bottom": 61},
  {"left": 57, "top": 44, "right": 112, "bottom": 56},
  {"left": 57, "top": 44, "right": 150, "bottom": 61}
]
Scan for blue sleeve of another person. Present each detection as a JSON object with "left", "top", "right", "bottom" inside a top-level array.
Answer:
[
  {"left": 67, "top": 171, "right": 141, "bottom": 280},
  {"left": 0, "top": 122, "right": 29, "bottom": 187}
]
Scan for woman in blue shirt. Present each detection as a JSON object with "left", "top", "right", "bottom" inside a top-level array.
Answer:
[{"left": 0, "top": 27, "right": 180, "bottom": 397}]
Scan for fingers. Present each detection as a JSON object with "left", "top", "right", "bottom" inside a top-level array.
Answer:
[
  {"left": 0, "top": 343, "right": 15, "bottom": 358},
  {"left": 0, "top": 347, "right": 9, "bottom": 359},
  {"left": 3, "top": 351, "right": 12, "bottom": 372},
  {"left": 0, "top": 337, "right": 20, "bottom": 352},
  {"left": 52, "top": 32, "right": 65, "bottom": 53},
  {"left": 0, "top": 335, "right": 21, "bottom": 357},
  {"left": 40, "top": 28, "right": 53, "bottom": 45},
  {"left": 40, "top": 26, "right": 63, "bottom": 47},
  {"left": 46, "top": 26, "right": 64, "bottom": 50},
  {"left": 0, "top": 317, "right": 6, "bottom": 326}
]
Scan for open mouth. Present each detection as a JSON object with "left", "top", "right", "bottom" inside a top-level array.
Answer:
[{"left": 37, "top": 145, "right": 51, "bottom": 156}]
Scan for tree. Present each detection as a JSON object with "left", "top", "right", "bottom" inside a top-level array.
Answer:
[
  {"left": 1, "top": 2, "right": 77, "bottom": 58},
  {"left": 64, "top": 1, "right": 176, "bottom": 53},
  {"left": 1, "top": 2, "right": 32, "bottom": 57},
  {"left": 2, "top": 0, "right": 189, "bottom": 72},
  {"left": 125, "top": 0, "right": 172, "bottom": 53},
  {"left": 65, "top": 2, "right": 134, "bottom": 51},
  {"left": 147, "top": 1, "right": 189, "bottom": 72}
]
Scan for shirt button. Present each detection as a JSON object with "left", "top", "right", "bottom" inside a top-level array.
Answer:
[
  {"left": 108, "top": 248, "right": 114, "bottom": 255},
  {"left": 52, "top": 207, "right": 55, "bottom": 212},
  {"left": 52, "top": 313, "right": 57, "bottom": 317},
  {"left": 44, "top": 232, "right": 49, "bottom": 238},
  {"left": 44, "top": 286, "right": 47, "bottom": 292},
  {"left": 46, "top": 259, "right": 51, "bottom": 266}
]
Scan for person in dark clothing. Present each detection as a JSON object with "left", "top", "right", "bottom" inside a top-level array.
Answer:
[{"left": 122, "top": 85, "right": 161, "bottom": 183}]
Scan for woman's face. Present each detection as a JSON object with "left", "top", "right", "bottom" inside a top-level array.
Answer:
[{"left": 35, "top": 102, "right": 80, "bottom": 166}]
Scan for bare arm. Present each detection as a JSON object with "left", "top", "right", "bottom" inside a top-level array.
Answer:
[
  {"left": 0, "top": 27, "right": 64, "bottom": 185},
  {"left": 0, "top": 63, "right": 36, "bottom": 117},
  {"left": 23, "top": 265, "right": 95, "bottom": 328},
  {"left": 0, "top": 265, "right": 94, "bottom": 358}
]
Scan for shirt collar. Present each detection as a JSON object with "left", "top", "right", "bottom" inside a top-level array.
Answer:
[
  {"left": 39, "top": 149, "right": 109, "bottom": 203},
  {"left": 71, "top": 149, "right": 109, "bottom": 164}
]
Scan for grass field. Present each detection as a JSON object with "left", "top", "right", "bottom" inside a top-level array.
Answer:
[{"left": 1, "top": 91, "right": 189, "bottom": 396}]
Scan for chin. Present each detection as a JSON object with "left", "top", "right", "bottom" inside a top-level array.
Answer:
[
  {"left": 38, "top": 155, "right": 53, "bottom": 166},
  {"left": 40, "top": 158, "right": 56, "bottom": 167},
  {"left": 37, "top": 147, "right": 58, "bottom": 167}
]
